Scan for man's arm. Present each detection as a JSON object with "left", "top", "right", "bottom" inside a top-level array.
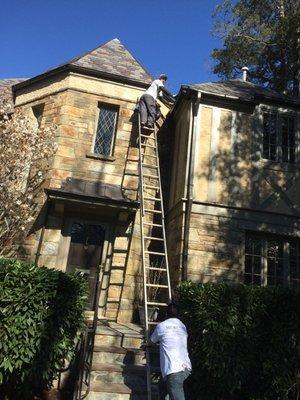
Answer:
[
  {"left": 160, "top": 86, "right": 175, "bottom": 105},
  {"left": 149, "top": 326, "right": 159, "bottom": 344}
]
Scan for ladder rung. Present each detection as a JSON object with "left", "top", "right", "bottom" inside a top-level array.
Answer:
[
  {"left": 140, "top": 134, "right": 155, "bottom": 139},
  {"left": 141, "top": 143, "right": 156, "bottom": 149},
  {"left": 144, "top": 196, "right": 161, "bottom": 202},
  {"left": 144, "top": 209, "right": 162, "bottom": 214},
  {"left": 143, "top": 173, "right": 159, "bottom": 179},
  {"left": 142, "top": 163, "right": 158, "bottom": 168},
  {"left": 144, "top": 236, "right": 164, "bottom": 241},
  {"left": 147, "top": 302, "right": 168, "bottom": 306},
  {"left": 125, "top": 171, "right": 139, "bottom": 176},
  {"left": 142, "top": 154, "right": 157, "bottom": 159},
  {"left": 143, "top": 222, "right": 162, "bottom": 227},
  {"left": 144, "top": 184, "right": 159, "bottom": 190},
  {"left": 146, "top": 283, "right": 169, "bottom": 288},
  {"left": 146, "top": 267, "right": 167, "bottom": 271},
  {"left": 145, "top": 250, "right": 165, "bottom": 256}
]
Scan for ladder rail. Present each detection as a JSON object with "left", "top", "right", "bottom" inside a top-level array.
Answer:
[
  {"left": 153, "top": 123, "right": 172, "bottom": 301},
  {"left": 137, "top": 101, "right": 172, "bottom": 400},
  {"left": 137, "top": 110, "right": 152, "bottom": 400}
]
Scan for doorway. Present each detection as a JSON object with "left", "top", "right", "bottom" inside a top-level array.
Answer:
[{"left": 66, "top": 222, "right": 105, "bottom": 310}]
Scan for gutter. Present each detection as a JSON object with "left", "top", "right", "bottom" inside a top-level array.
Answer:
[{"left": 182, "top": 91, "right": 201, "bottom": 281}]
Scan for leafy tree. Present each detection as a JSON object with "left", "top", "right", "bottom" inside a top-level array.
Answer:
[
  {"left": 212, "top": 0, "right": 300, "bottom": 95},
  {"left": 0, "top": 97, "right": 57, "bottom": 257}
]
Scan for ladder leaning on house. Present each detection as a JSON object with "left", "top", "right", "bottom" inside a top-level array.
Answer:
[{"left": 137, "top": 104, "right": 172, "bottom": 400}]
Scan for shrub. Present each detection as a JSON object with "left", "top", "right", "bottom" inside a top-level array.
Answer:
[
  {"left": 0, "top": 258, "right": 87, "bottom": 399},
  {"left": 177, "top": 282, "right": 300, "bottom": 400}
]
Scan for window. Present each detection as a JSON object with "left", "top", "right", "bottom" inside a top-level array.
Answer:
[
  {"left": 244, "top": 233, "right": 300, "bottom": 288},
  {"left": 32, "top": 104, "right": 44, "bottom": 128},
  {"left": 94, "top": 104, "right": 118, "bottom": 156},
  {"left": 262, "top": 112, "right": 296, "bottom": 164}
]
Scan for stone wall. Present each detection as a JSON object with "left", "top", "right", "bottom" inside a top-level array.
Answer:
[
  {"left": 14, "top": 73, "right": 168, "bottom": 323},
  {"left": 186, "top": 202, "right": 300, "bottom": 283},
  {"left": 166, "top": 98, "right": 300, "bottom": 286}
]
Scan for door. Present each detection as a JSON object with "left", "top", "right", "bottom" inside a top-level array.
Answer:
[{"left": 66, "top": 222, "right": 105, "bottom": 310}]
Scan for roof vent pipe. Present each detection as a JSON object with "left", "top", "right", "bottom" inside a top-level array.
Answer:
[{"left": 241, "top": 66, "right": 249, "bottom": 82}]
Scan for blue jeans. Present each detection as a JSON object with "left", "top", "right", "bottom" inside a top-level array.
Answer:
[{"left": 159, "top": 369, "right": 191, "bottom": 400}]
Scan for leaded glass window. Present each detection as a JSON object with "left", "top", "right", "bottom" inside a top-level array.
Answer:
[
  {"left": 94, "top": 105, "right": 118, "bottom": 156},
  {"left": 244, "top": 233, "right": 300, "bottom": 287},
  {"left": 281, "top": 116, "right": 296, "bottom": 163},
  {"left": 71, "top": 223, "right": 105, "bottom": 246},
  {"left": 263, "top": 113, "right": 277, "bottom": 161},
  {"left": 262, "top": 112, "right": 296, "bottom": 164}
]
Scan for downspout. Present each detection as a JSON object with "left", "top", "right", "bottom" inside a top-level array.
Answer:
[{"left": 182, "top": 91, "right": 201, "bottom": 281}]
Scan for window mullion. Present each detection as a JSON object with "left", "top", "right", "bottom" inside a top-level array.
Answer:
[
  {"left": 297, "top": 114, "right": 300, "bottom": 164},
  {"left": 284, "top": 241, "right": 290, "bottom": 287},
  {"left": 262, "top": 239, "right": 268, "bottom": 286},
  {"left": 277, "top": 113, "right": 282, "bottom": 162}
]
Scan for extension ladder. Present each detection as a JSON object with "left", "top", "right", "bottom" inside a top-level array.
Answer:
[{"left": 137, "top": 109, "right": 172, "bottom": 400}]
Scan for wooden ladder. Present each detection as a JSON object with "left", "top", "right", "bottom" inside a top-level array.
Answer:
[{"left": 137, "top": 109, "right": 172, "bottom": 400}]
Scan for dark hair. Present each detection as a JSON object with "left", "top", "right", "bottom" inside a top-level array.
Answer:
[
  {"left": 159, "top": 74, "right": 168, "bottom": 81},
  {"left": 166, "top": 302, "right": 178, "bottom": 318}
]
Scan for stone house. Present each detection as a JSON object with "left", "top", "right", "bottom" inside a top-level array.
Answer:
[
  {"left": 3, "top": 38, "right": 166, "bottom": 323},
  {"left": 165, "top": 80, "right": 300, "bottom": 289},
  {"left": 2, "top": 39, "right": 300, "bottom": 324},
  {"left": 2, "top": 38, "right": 300, "bottom": 399}
]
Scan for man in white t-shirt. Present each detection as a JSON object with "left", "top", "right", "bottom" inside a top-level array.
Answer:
[
  {"left": 139, "top": 74, "right": 167, "bottom": 130},
  {"left": 150, "top": 303, "right": 192, "bottom": 400}
]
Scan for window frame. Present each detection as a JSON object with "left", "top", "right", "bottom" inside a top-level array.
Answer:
[
  {"left": 244, "top": 232, "right": 300, "bottom": 288},
  {"left": 92, "top": 102, "right": 119, "bottom": 157},
  {"left": 259, "top": 105, "right": 299, "bottom": 165}
]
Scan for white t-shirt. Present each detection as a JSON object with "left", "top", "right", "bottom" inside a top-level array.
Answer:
[
  {"left": 150, "top": 318, "right": 192, "bottom": 378},
  {"left": 144, "top": 79, "right": 164, "bottom": 100}
]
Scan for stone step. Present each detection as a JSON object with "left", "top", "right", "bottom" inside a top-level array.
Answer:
[
  {"left": 91, "top": 363, "right": 161, "bottom": 385},
  {"left": 90, "top": 369, "right": 146, "bottom": 386},
  {"left": 87, "top": 382, "right": 159, "bottom": 400},
  {"left": 90, "top": 382, "right": 145, "bottom": 394},
  {"left": 92, "top": 362, "right": 147, "bottom": 374},
  {"left": 94, "top": 330, "right": 143, "bottom": 348},
  {"left": 92, "top": 345, "right": 146, "bottom": 366},
  {"left": 86, "top": 391, "right": 157, "bottom": 400}
]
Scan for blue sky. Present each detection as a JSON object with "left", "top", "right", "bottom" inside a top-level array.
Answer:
[{"left": 0, "top": 0, "right": 223, "bottom": 94}]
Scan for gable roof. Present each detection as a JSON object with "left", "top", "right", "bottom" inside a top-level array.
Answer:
[
  {"left": 0, "top": 78, "right": 27, "bottom": 112},
  {"left": 187, "top": 80, "right": 300, "bottom": 108},
  {"left": 65, "top": 38, "right": 152, "bottom": 84},
  {"left": 13, "top": 38, "right": 152, "bottom": 92}
]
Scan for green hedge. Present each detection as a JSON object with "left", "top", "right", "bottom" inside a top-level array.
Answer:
[
  {"left": 177, "top": 282, "right": 300, "bottom": 400},
  {"left": 0, "top": 258, "right": 87, "bottom": 399}
]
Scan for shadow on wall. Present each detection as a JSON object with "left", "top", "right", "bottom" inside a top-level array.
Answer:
[{"left": 163, "top": 107, "right": 300, "bottom": 286}]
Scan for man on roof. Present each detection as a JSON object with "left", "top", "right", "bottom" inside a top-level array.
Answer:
[{"left": 139, "top": 74, "right": 174, "bottom": 131}]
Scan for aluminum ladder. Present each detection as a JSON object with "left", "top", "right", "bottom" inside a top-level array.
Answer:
[{"left": 137, "top": 109, "right": 172, "bottom": 400}]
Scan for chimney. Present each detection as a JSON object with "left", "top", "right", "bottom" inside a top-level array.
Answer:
[{"left": 241, "top": 66, "right": 249, "bottom": 82}]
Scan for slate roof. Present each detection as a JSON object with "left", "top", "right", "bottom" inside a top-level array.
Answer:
[
  {"left": 65, "top": 38, "right": 152, "bottom": 84},
  {"left": 188, "top": 80, "right": 300, "bottom": 107},
  {"left": 46, "top": 177, "right": 139, "bottom": 209},
  {"left": 0, "top": 78, "right": 27, "bottom": 112}
]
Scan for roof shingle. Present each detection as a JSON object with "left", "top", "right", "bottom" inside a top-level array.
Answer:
[
  {"left": 188, "top": 80, "right": 300, "bottom": 107},
  {"left": 55, "top": 38, "right": 153, "bottom": 85}
]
